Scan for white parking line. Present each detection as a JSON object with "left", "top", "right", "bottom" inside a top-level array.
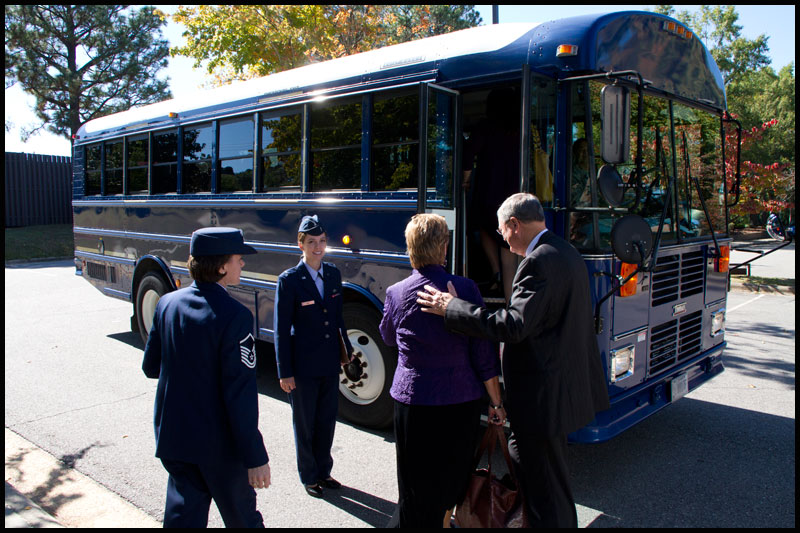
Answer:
[{"left": 727, "top": 293, "right": 766, "bottom": 314}]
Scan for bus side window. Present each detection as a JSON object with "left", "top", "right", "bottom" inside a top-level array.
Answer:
[
  {"left": 104, "top": 140, "right": 123, "bottom": 196},
  {"left": 152, "top": 130, "right": 178, "bottom": 195},
  {"left": 372, "top": 90, "right": 419, "bottom": 191},
  {"left": 183, "top": 123, "right": 213, "bottom": 194},
  {"left": 310, "top": 98, "right": 362, "bottom": 191},
  {"left": 127, "top": 135, "right": 149, "bottom": 195},
  {"left": 85, "top": 143, "right": 102, "bottom": 196},
  {"left": 261, "top": 111, "right": 302, "bottom": 191},
  {"left": 218, "top": 116, "right": 255, "bottom": 193}
]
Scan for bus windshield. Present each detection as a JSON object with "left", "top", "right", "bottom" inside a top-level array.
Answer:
[{"left": 569, "top": 81, "right": 727, "bottom": 250}]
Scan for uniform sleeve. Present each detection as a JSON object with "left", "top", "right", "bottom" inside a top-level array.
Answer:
[
  {"left": 273, "top": 274, "right": 295, "bottom": 379},
  {"left": 141, "top": 304, "right": 162, "bottom": 379},
  {"left": 220, "top": 308, "right": 269, "bottom": 468}
]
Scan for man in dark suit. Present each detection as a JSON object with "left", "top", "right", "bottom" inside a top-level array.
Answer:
[
  {"left": 143, "top": 227, "right": 270, "bottom": 528},
  {"left": 417, "top": 193, "right": 609, "bottom": 527}
]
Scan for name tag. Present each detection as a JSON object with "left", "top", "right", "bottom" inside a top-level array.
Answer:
[{"left": 302, "top": 300, "right": 315, "bottom": 307}]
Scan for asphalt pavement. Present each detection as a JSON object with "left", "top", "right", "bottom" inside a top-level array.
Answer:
[{"left": 5, "top": 235, "right": 794, "bottom": 528}]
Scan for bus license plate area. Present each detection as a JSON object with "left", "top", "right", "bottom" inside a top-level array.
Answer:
[{"left": 670, "top": 373, "right": 688, "bottom": 402}]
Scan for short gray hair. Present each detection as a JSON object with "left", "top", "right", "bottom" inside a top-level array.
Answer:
[{"left": 497, "top": 193, "right": 545, "bottom": 224}]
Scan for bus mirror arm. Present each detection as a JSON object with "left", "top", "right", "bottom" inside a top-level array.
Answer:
[
  {"left": 723, "top": 113, "right": 742, "bottom": 208},
  {"left": 593, "top": 261, "right": 644, "bottom": 335}
]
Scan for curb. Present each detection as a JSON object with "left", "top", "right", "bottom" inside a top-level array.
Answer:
[{"left": 5, "top": 428, "right": 161, "bottom": 528}]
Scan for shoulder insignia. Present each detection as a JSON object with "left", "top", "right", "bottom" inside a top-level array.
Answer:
[{"left": 240, "top": 333, "right": 257, "bottom": 369}]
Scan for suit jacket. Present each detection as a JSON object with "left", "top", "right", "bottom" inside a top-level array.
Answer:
[
  {"left": 142, "top": 282, "right": 269, "bottom": 468},
  {"left": 445, "top": 230, "right": 609, "bottom": 436},
  {"left": 274, "top": 260, "right": 353, "bottom": 379}
]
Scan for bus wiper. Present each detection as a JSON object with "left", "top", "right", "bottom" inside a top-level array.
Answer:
[{"left": 682, "top": 132, "right": 722, "bottom": 258}]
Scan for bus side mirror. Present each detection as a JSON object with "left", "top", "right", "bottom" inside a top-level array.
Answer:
[
  {"left": 601, "top": 85, "right": 631, "bottom": 164},
  {"left": 610, "top": 214, "right": 653, "bottom": 266}
]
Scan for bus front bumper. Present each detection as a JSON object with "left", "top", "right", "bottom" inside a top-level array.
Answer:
[{"left": 569, "top": 342, "right": 726, "bottom": 443}]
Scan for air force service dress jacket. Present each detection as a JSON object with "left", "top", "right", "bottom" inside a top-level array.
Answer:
[
  {"left": 274, "top": 261, "right": 353, "bottom": 379},
  {"left": 142, "top": 281, "right": 269, "bottom": 469}
]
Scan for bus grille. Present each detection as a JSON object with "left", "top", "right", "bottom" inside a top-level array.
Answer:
[
  {"left": 651, "top": 250, "right": 705, "bottom": 306},
  {"left": 648, "top": 310, "right": 703, "bottom": 376}
]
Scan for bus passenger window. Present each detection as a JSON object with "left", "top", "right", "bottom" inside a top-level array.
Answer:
[
  {"left": 104, "top": 140, "right": 123, "bottom": 195},
  {"left": 529, "top": 76, "right": 557, "bottom": 205},
  {"left": 127, "top": 135, "right": 149, "bottom": 195},
  {"left": 152, "top": 130, "right": 178, "bottom": 195},
  {"left": 569, "top": 138, "right": 592, "bottom": 245},
  {"left": 84, "top": 144, "right": 102, "bottom": 196},
  {"left": 183, "top": 123, "right": 213, "bottom": 193},
  {"left": 372, "top": 91, "right": 418, "bottom": 191},
  {"left": 310, "top": 99, "right": 362, "bottom": 190},
  {"left": 261, "top": 111, "right": 301, "bottom": 190},
  {"left": 218, "top": 116, "right": 254, "bottom": 193}
]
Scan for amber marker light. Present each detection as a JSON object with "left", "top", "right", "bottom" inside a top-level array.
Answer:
[
  {"left": 619, "top": 262, "right": 638, "bottom": 297},
  {"left": 342, "top": 235, "right": 351, "bottom": 246},
  {"left": 715, "top": 245, "right": 730, "bottom": 273}
]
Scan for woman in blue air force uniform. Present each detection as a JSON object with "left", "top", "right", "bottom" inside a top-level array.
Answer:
[
  {"left": 142, "top": 227, "right": 270, "bottom": 528},
  {"left": 274, "top": 215, "right": 353, "bottom": 498}
]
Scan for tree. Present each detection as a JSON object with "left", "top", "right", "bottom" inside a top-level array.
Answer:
[
  {"left": 5, "top": 5, "right": 171, "bottom": 141},
  {"left": 171, "top": 5, "right": 482, "bottom": 85}
]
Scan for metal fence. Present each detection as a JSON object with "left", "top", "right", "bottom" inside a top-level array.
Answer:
[{"left": 5, "top": 152, "right": 72, "bottom": 227}]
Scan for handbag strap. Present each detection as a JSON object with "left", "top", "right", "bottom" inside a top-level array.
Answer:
[{"left": 472, "top": 425, "right": 519, "bottom": 483}]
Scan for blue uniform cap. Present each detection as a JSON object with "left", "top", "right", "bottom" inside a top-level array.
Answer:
[
  {"left": 190, "top": 227, "right": 257, "bottom": 256},
  {"left": 298, "top": 215, "right": 325, "bottom": 236}
]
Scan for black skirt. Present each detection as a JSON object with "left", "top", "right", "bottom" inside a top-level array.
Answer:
[{"left": 388, "top": 398, "right": 483, "bottom": 528}]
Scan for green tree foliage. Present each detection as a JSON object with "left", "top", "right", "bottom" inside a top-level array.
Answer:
[
  {"left": 171, "top": 5, "right": 482, "bottom": 84},
  {"left": 5, "top": 5, "right": 171, "bottom": 141}
]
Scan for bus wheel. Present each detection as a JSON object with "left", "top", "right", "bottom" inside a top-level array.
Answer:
[
  {"left": 135, "top": 273, "right": 169, "bottom": 345},
  {"left": 339, "top": 303, "right": 396, "bottom": 429}
]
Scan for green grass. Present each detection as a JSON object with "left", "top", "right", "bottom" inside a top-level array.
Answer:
[
  {"left": 730, "top": 274, "right": 795, "bottom": 289},
  {"left": 5, "top": 224, "right": 74, "bottom": 261}
]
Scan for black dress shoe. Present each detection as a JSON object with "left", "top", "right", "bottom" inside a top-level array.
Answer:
[
  {"left": 319, "top": 477, "right": 342, "bottom": 489},
  {"left": 305, "top": 483, "right": 324, "bottom": 498}
]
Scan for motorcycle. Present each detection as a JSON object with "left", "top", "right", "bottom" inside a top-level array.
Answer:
[{"left": 766, "top": 212, "right": 795, "bottom": 242}]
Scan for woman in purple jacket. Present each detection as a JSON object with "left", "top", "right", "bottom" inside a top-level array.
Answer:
[{"left": 379, "top": 214, "right": 505, "bottom": 528}]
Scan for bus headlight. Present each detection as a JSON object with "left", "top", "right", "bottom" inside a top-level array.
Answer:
[
  {"left": 711, "top": 309, "right": 725, "bottom": 336},
  {"left": 610, "top": 345, "right": 635, "bottom": 382}
]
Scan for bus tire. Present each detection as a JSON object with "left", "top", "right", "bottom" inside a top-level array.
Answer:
[
  {"left": 135, "top": 272, "right": 170, "bottom": 345},
  {"left": 338, "top": 303, "right": 396, "bottom": 429}
]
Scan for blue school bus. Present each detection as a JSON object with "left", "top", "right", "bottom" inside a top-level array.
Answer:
[{"left": 72, "top": 11, "right": 737, "bottom": 440}]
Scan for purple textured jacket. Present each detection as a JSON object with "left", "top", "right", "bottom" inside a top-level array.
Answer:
[{"left": 379, "top": 265, "right": 500, "bottom": 406}]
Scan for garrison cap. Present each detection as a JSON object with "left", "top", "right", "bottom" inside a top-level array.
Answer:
[
  {"left": 190, "top": 227, "right": 257, "bottom": 256},
  {"left": 298, "top": 215, "right": 325, "bottom": 236}
]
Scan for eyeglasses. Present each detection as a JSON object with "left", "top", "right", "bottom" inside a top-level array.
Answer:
[{"left": 496, "top": 219, "right": 513, "bottom": 236}]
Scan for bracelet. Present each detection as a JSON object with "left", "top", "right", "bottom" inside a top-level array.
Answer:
[{"left": 490, "top": 402, "right": 503, "bottom": 410}]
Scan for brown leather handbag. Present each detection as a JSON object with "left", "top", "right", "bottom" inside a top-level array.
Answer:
[{"left": 455, "top": 424, "right": 530, "bottom": 528}]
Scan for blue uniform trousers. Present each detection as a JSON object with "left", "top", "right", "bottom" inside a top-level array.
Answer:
[
  {"left": 161, "top": 457, "right": 264, "bottom": 528},
  {"left": 288, "top": 374, "right": 339, "bottom": 485}
]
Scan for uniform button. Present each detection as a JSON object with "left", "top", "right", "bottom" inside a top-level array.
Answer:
[
  {"left": 323, "top": 309, "right": 328, "bottom": 313},
  {"left": 325, "top": 334, "right": 330, "bottom": 339},
  {"left": 324, "top": 321, "right": 329, "bottom": 326}
]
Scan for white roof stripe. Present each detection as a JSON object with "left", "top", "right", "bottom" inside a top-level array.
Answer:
[{"left": 78, "top": 23, "right": 538, "bottom": 137}]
